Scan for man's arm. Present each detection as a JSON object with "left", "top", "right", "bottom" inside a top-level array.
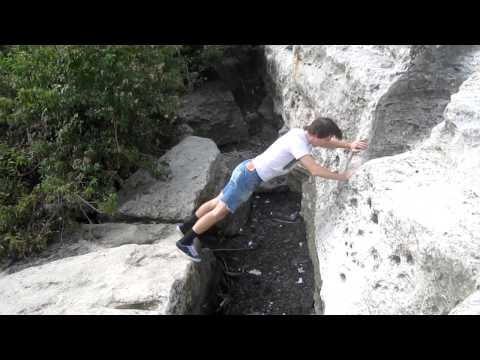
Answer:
[
  {"left": 298, "top": 155, "right": 352, "bottom": 181},
  {"left": 321, "top": 137, "right": 351, "bottom": 149},
  {"left": 322, "top": 138, "right": 369, "bottom": 151}
]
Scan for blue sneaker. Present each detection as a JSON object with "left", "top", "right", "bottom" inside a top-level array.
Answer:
[{"left": 175, "top": 241, "right": 202, "bottom": 262}]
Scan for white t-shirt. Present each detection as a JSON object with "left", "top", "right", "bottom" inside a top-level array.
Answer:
[{"left": 252, "top": 128, "right": 312, "bottom": 182}]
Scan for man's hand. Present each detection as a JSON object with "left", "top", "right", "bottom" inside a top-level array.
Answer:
[
  {"left": 349, "top": 139, "right": 369, "bottom": 152},
  {"left": 337, "top": 170, "right": 354, "bottom": 181}
]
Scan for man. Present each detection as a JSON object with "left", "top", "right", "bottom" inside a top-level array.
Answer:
[{"left": 175, "top": 117, "right": 368, "bottom": 262}]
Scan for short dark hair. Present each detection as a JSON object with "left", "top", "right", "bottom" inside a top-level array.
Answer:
[{"left": 304, "top": 117, "right": 343, "bottom": 140}]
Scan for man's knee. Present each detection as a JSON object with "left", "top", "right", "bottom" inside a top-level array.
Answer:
[
  {"left": 209, "top": 193, "right": 223, "bottom": 209},
  {"left": 212, "top": 202, "right": 229, "bottom": 220}
]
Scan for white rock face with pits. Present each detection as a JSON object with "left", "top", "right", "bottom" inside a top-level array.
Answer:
[{"left": 265, "top": 45, "right": 480, "bottom": 314}]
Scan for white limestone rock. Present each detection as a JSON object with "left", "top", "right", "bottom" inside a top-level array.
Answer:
[
  {"left": 0, "top": 223, "right": 220, "bottom": 315},
  {"left": 265, "top": 45, "right": 480, "bottom": 314},
  {"left": 116, "top": 136, "right": 221, "bottom": 222}
]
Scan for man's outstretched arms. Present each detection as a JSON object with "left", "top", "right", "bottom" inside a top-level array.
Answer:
[
  {"left": 297, "top": 138, "right": 368, "bottom": 181},
  {"left": 299, "top": 155, "right": 352, "bottom": 181},
  {"left": 322, "top": 138, "right": 369, "bottom": 152}
]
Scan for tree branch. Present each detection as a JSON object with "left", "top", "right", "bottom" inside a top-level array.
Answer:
[{"left": 76, "top": 194, "right": 102, "bottom": 213}]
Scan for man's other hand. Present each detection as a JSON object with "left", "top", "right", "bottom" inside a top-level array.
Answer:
[
  {"left": 350, "top": 139, "right": 368, "bottom": 152},
  {"left": 338, "top": 170, "right": 354, "bottom": 181}
]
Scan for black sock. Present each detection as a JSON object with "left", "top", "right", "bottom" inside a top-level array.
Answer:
[
  {"left": 180, "top": 213, "right": 198, "bottom": 233},
  {"left": 179, "top": 229, "right": 199, "bottom": 246}
]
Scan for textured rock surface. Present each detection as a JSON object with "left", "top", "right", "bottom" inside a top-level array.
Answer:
[
  {"left": 177, "top": 81, "right": 249, "bottom": 146},
  {"left": 2, "top": 223, "right": 179, "bottom": 275},
  {"left": 368, "top": 45, "right": 480, "bottom": 159},
  {"left": 265, "top": 45, "right": 480, "bottom": 314},
  {"left": 449, "top": 284, "right": 480, "bottom": 315},
  {"left": 0, "top": 224, "right": 220, "bottom": 314},
  {"left": 117, "top": 136, "right": 221, "bottom": 223}
]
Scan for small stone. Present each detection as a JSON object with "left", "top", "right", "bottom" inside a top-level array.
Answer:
[
  {"left": 299, "top": 242, "right": 303, "bottom": 247},
  {"left": 248, "top": 269, "right": 262, "bottom": 276},
  {"left": 296, "top": 277, "right": 303, "bottom": 284}
]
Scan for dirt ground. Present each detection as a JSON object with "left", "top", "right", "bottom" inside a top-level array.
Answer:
[{"left": 207, "top": 190, "right": 315, "bottom": 315}]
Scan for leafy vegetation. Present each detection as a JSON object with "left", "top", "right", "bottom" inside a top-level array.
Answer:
[{"left": 0, "top": 45, "right": 224, "bottom": 260}]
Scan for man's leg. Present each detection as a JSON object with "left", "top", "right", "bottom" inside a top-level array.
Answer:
[
  {"left": 179, "top": 200, "right": 229, "bottom": 246},
  {"left": 177, "top": 201, "right": 230, "bottom": 247},
  {"left": 192, "top": 201, "right": 230, "bottom": 235},
  {"left": 195, "top": 194, "right": 221, "bottom": 218},
  {"left": 178, "top": 194, "right": 221, "bottom": 235}
]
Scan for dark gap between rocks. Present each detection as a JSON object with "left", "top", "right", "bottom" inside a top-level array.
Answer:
[
  {"left": 203, "top": 190, "right": 315, "bottom": 315},
  {"left": 197, "top": 45, "right": 315, "bottom": 315}
]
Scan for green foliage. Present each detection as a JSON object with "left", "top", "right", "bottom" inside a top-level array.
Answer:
[
  {"left": 0, "top": 45, "right": 225, "bottom": 260},
  {"left": 0, "top": 143, "right": 53, "bottom": 258},
  {"left": 177, "top": 45, "right": 225, "bottom": 90}
]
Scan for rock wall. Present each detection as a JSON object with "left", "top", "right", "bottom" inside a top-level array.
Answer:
[
  {"left": 265, "top": 45, "right": 480, "bottom": 314},
  {"left": 369, "top": 45, "right": 480, "bottom": 159}
]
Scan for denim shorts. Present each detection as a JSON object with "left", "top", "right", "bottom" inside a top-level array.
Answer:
[{"left": 220, "top": 159, "right": 263, "bottom": 213}]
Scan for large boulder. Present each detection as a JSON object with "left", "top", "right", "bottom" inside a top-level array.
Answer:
[
  {"left": 314, "top": 142, "right": 480, "bottom": 314},
  {"left": 449, "top": 285, "right": 480, "bottom": 315},
  {"left": 177, "top": 81, "right": 249, "bottom": 146},
  {"left": 116, "top": 136, "right": 221, "bottom": 223},
  {"left": 0, "top": 223, "right": 221, "bottom": 315},
  {"left": 265, "top": 45, "right": 480, "bottom": 314}
]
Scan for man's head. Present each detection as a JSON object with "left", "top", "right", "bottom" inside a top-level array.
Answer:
[{"left": 304, "top": 117, "right": 342, "bottom": 147}]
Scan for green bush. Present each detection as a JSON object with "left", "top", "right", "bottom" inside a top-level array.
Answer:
[{"left": 0, "top": 45, "right": 224, "bottom": 260}]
